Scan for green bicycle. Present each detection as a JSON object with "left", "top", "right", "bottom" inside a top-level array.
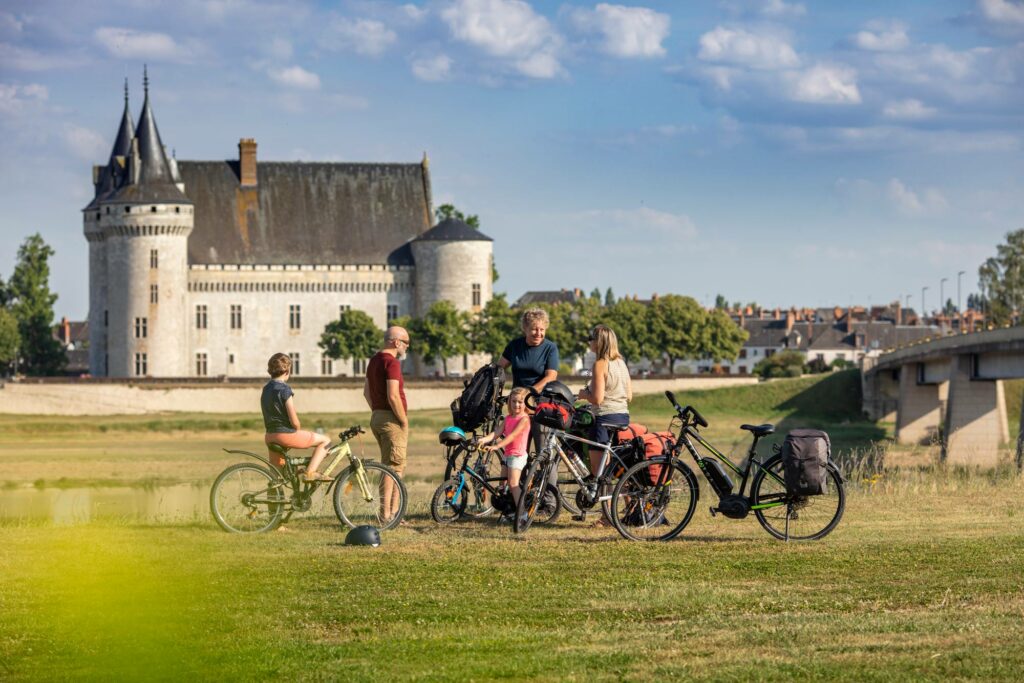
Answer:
[{"left": 210, "top": 425, "right": 407, "bottom": 533}]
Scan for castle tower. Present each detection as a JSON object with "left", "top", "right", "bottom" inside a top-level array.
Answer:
[{"left": 86, "top": 71, "right": 194, "bottom": 377}]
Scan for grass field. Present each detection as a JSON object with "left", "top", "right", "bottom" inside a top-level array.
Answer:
[{"left": 1, "top": 371, "right": 1022, "bottom": 680}]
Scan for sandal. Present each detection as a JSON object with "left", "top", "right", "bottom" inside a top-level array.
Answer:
[{"left": 304, "top": 472, "right": 333, "bottom": 482}]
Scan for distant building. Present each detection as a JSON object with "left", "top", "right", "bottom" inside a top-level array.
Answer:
[
  {"left": 51, "top": 317, "right": 90, "bottom": 376},
  {"left": 514, "top": 289, "right": 583, "bottom": 307},
  {"left": 83, "top": 76, "right": 493, "bottom": 378}
]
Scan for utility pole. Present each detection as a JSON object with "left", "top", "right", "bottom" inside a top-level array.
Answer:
[
  {"left": 922, "top": 286, "right": 929, "bottom": 325},
  {"left": 957, "top": 270, "right": 965, "bottom": 332},
  {"left": 940, "top": 277, "right": 948, "bottom": 332}
]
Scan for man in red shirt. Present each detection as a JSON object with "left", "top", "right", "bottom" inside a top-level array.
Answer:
[{"left": 364, "top": 325, "right": 410, "bottom": 524}]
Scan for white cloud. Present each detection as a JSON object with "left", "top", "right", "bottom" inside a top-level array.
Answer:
[
  {"left": 882, "top": 98, "right": 936, "bottom": 120},
  {"left": 412, "top": 54, "right": 453, "bottom": 82},
  {"left": 569, "top": 207, "right": 697, "bottom": 240},
  {"left": 853, "top": 20, "right": 909, "bottom": 51},
  {"left": 569, "top": 4, "right": 671, "bottom": 58},
  {"left": 94, "top": 27, "right": 182, "bottom": 61},
  {"left": 0, "top": 82, "right": 48, "bottom": 115},
  {"left": 321, "top": 17, "right": 397, "bottom": 57},
  {"left": 697, "top": 26, "right": 799, "bottom": 69},
  {"left": 788, "top": 63, "right": 861, "bottom": 104},
  {"left": 887, "top": 178, "right": 948, "bottom": 216},
  {"left": 442, "top": 0, "right": 564, "bottom": 78},
  {"left": 761, "top": 0, "right": 806, "bottom": 18},
  {"left": 978, "top": 0, "right": 1024, "bottom": 25},
  {"left": 401, "top": 4, "right": 429, "bottom": 23},
  {"left": 267, "top": 65, "right": 321, "bottom": 89},
  {"left": 64, "top": 124, "right": 107, "bottom": 161}
]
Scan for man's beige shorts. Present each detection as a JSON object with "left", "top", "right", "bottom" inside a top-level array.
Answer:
[{"left": 370, "top": 410, "right": 408, "bottom": 469}]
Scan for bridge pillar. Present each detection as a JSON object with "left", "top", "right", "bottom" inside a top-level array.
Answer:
[
  {"left": 863, "top": 367, "right": 899, "bottom": 422},
  {"left": 896, "top": 363, "right": 947, "bottom": 445},
  {"left": 942, "top": 354, "right": 1009, "bottom": 468}
]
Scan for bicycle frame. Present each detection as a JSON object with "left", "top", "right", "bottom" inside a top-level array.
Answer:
[{"left": 539, "top": 429, "right": 630, "bottom": 506}]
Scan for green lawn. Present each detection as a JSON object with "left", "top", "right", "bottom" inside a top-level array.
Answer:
[{"left": 1, "top": 371, "right": 1022, "bottom": 680}]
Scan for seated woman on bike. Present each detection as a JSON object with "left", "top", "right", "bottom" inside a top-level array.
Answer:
[
  {"left": 262, "top": 353, "right": 331, "bottom": 482},
  {"left": 577, "top": 324, "right": 633, "bottom": 477},
  {"left": 478, "top": 387, "right": 531, "bottom": 509}
]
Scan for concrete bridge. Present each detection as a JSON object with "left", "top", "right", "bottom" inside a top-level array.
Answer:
[{"left": 862, "top": 327, "right": 1024, "bottom": 468}]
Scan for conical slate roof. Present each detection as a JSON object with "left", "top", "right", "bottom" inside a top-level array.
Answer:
[
  {"left": 85, "top": 81, "right": 137, "bottom": 210},
  {"left": 413, "top": 217, "right": 492, "bottom": 242},
  {"left": 110, "top": 79, "right": 134, "bottom": 161}
]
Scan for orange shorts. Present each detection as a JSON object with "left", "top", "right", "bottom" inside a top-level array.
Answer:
[{"left": 265, "top": 430, "right": 318, "bottom": 467}]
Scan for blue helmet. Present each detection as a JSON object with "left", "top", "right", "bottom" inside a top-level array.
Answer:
[{"left": 438, "top": 425, "right": 467, "bottom": 445}]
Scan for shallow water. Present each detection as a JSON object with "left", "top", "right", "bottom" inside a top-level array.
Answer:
[{"left": 0, "top": 484, "right": 211, "bottom": 524}]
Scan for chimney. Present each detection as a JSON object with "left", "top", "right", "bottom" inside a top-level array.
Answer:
[
  {"left": 895, "top": 299, "right": 902, "bottom": 325},
  {"left": 239, "top": 138, "right": 258, "bottom": 187},
  {"left": 845, "top": 307, "right": 853, "bottom": 334},
  {"left": 759, "top": 308, "right": 765, "bottom": 320},
  {"left": 61, "top": 317, "right": 70, "bottom": 345},
  {"left": 773, "top": 307, "right": 781, "bottom": 321},
  {"left": 785, "top": 310, "right": 795, "bottom": 335}
]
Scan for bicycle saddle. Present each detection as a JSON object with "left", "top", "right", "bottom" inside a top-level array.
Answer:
[
  {"left": 740, "top": 424, "right": 775, "bottom": 437},
  {"left": 267, "top": 443, "right": 290, "bottom": 455}
]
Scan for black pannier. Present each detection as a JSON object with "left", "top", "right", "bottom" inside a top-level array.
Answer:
[
  {"left": 781, "top": 429, "right": 830, "bottom": 496},
  {"left": 450, "top": 364, "right": 506, "bottom": 433}
]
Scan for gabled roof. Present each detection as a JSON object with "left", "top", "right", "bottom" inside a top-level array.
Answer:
[
  {"left": 179, "top": 161, "right": 432, "bottom": 265},
  {"left": 515, "top": 290, "right": 581, "bottom": 307}
]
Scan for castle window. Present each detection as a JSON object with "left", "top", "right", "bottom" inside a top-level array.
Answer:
[
  {"left": 104, "top": 310, "right": 108, "bottom": 327},
  {"left": 387, "top": 304, "right": 398, "bottom": 322},
  {"left": 124, "top": 206, "right": 130, "bottom": 213},
  {"left": 289, "top": 352, "right": 301, "bottom": 376},
  {"left": 228, "top": 353, "right": 235, "bottom": 364},
  {"left": 289, "top": 305, "right": 301, "bottom": 330},
  {"left": 321, "top": 356, "right": 333, "bottom": 376},
  {"left": 175, "top": 207, "right": 180, "bottom": 214},
  {"left": 150, "top": 249, "right": 158, "bottom": 269},
  {"left": 195, "top": 352, "right": 208, "bottom": 377},
  {"left": 134, "top": 353, "right": 147, "bottom": 376},
  {"left": 339, "top": 304, "right": 351, "bottom": 317},
  {"left": 105, "top": 207, "right": 110, "bottom": 215},
  {"left": 230, "top": 305, "right": 242, "bottom": 330},
  {"left": 150, "top": 284, "right": 158, "bottom": 304},
  {"left": 472, "top": 283, "right": 481, "bottom": 308},
  {"left": 134, "top": 317, "right": 147, "bottom": 339},
  {"left": 151, "top": 206, "right": 157, "bottom": 213},
  {"left": 196, "top": 304, "right": 208, "bottom": 329}
]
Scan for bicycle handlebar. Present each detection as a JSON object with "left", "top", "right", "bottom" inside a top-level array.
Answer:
[
  {"left": 663, "top": 391, "right": 708, "bottom": 429},
  {"left": 337, "top": 425, "right": 365, "bottom": 442}
]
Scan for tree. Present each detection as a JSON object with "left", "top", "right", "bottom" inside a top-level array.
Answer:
[
  {"left": 978, "top": 228, "right": 1024, "bottom": 326},
  {"left": 589, "top": 287, "right": 601, "bottom": 302},
  {"left": 714, "top": 294, "right": 728, "bottom": 310},
  {"left": 605, "top": 297, "right": 651, "bottom": 364},
  {"left": 700, "top": 309, "right": 748, "bottom": 364},
  {"left": 967, "top": 293, "right": 985, "bottom": 311},
  {"left": 0, "top": 308, "right": 19, "bottom": 377},
  {"left": 435, "top": 203, "right": 480, "bottom": 228},
  {"left": 8, "top": 234, "right": 65, "bottom": 376},
  {"left": 409, "top": 300, "right": 470, "bottom": 375},
  {"left": 319, "top": 309, "right": 383, "bottom": 367},
  {"left": 469, "top": 293, "right": 519, "bottom": 360},
  {"left": 604, "top": 287, "right": 615, "bottom": 307},
  {"left": 943, "top": 298, "right": 957, "bottom": 316},
  {"left": 647, "top": 294, "right": 705, "bottom": 373},
  {"left": 753, "top": 350, "right": 805, "bottom": 379}
]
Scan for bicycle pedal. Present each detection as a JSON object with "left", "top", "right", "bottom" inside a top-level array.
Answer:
[
  {"left": 571, "top": 513, "right": 587, "bottom": 522},
  {"left": 709, "top": 506, "right": 718, "bottom": 517}
]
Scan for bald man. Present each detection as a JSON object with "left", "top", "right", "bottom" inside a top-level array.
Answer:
[{"left": 364, "top": 326, "right": 410, "bottom": 523}]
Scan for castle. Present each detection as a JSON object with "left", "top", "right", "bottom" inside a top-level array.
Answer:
[{"left": 83, "top": 76, "right": 493, "bottom": 378}]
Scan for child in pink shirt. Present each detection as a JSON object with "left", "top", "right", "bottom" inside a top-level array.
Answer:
[{"left": 479, "top": 387, "right": 531, "bottom": 507}]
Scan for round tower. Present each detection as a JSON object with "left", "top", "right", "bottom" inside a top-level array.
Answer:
[
  {"left": 95, "top": 72, "right": 194, "bottom": 378},
  {"left": 410, "top": 217, "right": 494, "bottom": 318}
]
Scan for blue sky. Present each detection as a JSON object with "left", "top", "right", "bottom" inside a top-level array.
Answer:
[{"left": 1, "top": 0, "right": 1022, "bottom": 320}]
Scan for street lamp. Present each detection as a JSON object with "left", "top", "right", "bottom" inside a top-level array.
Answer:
[
  {"left": 940, "top": 278, "right": 948, "bottom": 332},
  {"left": 957, "top": 270, "right": 965, "bottom": 332},
  {"left": 922, "top": 286, "right": 929, "bottom": 323}
]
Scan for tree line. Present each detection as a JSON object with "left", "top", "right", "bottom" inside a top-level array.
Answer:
[
  {"left": 319, "top": 291, "right": 749, "bottom": 375},
  {"left": 0, "top": 234, "right": 65, "bottom": 377}
]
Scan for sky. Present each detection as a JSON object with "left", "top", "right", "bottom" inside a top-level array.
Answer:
[{"left": 1, "top": 0, "right": 1022, "bottom": 321}]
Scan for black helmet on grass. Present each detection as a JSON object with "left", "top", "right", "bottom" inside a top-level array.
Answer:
[{"left": 344, "top": 525, "right": 381, "bottom": 547}]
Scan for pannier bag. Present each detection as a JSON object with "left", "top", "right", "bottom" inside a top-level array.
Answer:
[
  {"left": 781, "top": 429, "right": 830, "bottom": 496},
  {"left": 642, "top": 432, "right": 674, "bottom": 484},
  {"left": 533, "top": 400, "right": 573, "bottom": 431},
  {"left": 450, "top": 364, "right": 506, "bottom": 432}
]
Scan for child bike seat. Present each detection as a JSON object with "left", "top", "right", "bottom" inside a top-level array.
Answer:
[{"left": 740, "top": 424, "right": 775, "bottom": 437}]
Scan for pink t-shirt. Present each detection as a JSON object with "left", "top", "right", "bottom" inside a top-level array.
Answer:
[{"left": 502, "top": 414, "right": 530, "bottom": 457}]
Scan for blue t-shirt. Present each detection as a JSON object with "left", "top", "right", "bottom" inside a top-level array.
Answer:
[
  {"left": 501, "top": 337, "right": 559, "bottom": 389},
  {"left": 261, "top": 379, "right": 295, "bottom": 434}
]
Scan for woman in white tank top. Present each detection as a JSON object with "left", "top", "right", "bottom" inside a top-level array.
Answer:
[{"left": 577, "top": 324, "right": 633, "bottom": 478}]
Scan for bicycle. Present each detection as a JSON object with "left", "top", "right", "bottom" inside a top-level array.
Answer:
[
  {"left": 608, "top": 391, "right": 846, "bottom": 542},
  {"left": 210, "top": 425, "right": 407, "bottom": 533},
  {"left": 439, "top": 396, "right": 508, "bottom": 517},
  {"left": 432, "top": 434, "right": 560, "bottom": 526}
]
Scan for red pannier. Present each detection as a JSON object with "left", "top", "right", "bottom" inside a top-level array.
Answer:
[
  {"left": 642, "top": 431, "right": 675, "bottom": 484},
  {"left": 534, "top": 401, "right": 573, "bottom": 430}
]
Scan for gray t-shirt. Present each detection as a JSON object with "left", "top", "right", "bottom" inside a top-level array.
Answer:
[{"left": 261, "top": 379, "right": 295, "bottom": 433}]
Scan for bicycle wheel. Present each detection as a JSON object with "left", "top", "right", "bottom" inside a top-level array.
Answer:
[
  {"left": 609, "top": 458, "right": 698, "bottom": 542},
  {"left": 513, "top": 459, "right": 551, "bottom": 534},
  {"left": 431, "top": 477, "right": 469, "bottom": 523},
  {"left": 464, "top": 449, "right": 503, "bottom": 518},
  {"left": 556, "top": 456, "right": 584, "bottom": 516},
  {"left": 210, "top": 463, "right": 285, "bottom": 534},
  {"left": 333, "top": 461, "right": 408, "bottom": 531},
  {"left": 752, "top": 455, "right": 845, "bottom": 541}
]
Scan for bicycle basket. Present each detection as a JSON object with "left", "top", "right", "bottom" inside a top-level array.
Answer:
[{"left": 534, "top": 400, "right": 573, "bottom": 430}]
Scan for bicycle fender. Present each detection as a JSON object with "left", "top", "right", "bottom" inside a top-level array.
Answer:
[{"left": 223, "top": 448, "right": 281, "bottom": 474}]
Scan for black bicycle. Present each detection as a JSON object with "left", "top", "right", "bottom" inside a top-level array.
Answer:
[{"left": 609, "top": 391, "right": 845, "bottom": 542}]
